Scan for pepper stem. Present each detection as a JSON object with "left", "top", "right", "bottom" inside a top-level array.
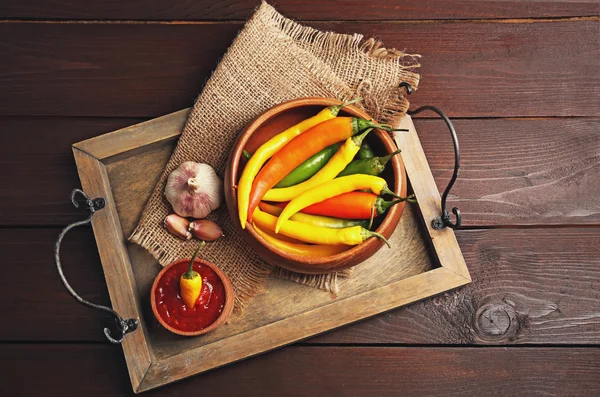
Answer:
[
  {"left": 184, "top": 241, "right": 205, "bottom": 279},
  {"left": 395, "top": 194, "right": 417, "bottom": 204},
  {"left": 368, "top": 206, "right": 375, "bottom": 230},
  {"left": 375, "top": 197, "right": 401, "bottom": 215},
  {"left": 242, "top": 150, "right": 251, "bottom": 160},
  {"left": 381, "top": 185, "right": 402, "bottom": 199},
  {"left": 351, "top": 128, "right": 373, "bottom": 146},
  {"left": 330, "top": 97, "right": 363, "bottom": 115},
  {"left": 378, "top": 149, "right": 401, "bottom": 167},
  {"left": 363, "top": 230, "right": 391, "bottom": 248}
]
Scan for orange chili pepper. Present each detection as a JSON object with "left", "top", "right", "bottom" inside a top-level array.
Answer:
[{"left": 276, "top": 192, "right": 415, "bottom": 219}]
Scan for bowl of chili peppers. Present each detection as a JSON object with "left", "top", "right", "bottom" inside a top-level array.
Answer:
[{"left": 225, "top": 97, "right": 410, "bottom": 274}]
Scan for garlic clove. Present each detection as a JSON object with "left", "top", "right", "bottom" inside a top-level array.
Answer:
[
  {"left": 188, "top": 220, "right": 223, "bottom": 241},
  {"left": 164, "top": 214, "right": 192, "bottom": 240}
]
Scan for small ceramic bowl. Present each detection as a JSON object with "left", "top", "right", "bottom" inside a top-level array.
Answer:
[
  {"left": 150, "top": 258, "right": 235, "bottom": 337},
  {"left": 225, "top": 97, "right": 407, "bottom": 274}
]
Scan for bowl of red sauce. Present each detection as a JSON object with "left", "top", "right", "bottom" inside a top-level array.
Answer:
[{"left": 151, "top": 258, "right": 235, "bottom": 336}]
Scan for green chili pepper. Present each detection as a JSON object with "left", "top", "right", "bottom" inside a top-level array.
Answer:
[
  {"left": 338, "top": 150, "right": 401, "bottom": 177},
  {"left": 357, "top": 141, "right": 375, "bottom": 159},
  {"left": 274, "top": 143, "right": 341, "bottom": 188}
]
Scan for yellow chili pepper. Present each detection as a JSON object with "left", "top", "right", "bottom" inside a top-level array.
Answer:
[
  {"left": 275, "top": 175, "right": 400, "bottom": 233},
  {"left": 259, "top": 201, "right": 368, "bottom": 229},
  {"left": 252, "top": 218, "right": 305, "bottom": 244},
  {"left": 254, "top": 225, "right": 348, "bottom": 257},
  {"left": 263, "top": 128, "right": 373, "bottom": 202},
  {"left": 237, "top": 98, "right": 362, "bottom": 229},
  {"left": 253, "top": 208, "right": 389, "bottom": 247},
  {"left": 179, "top": 241, "right": 205, "bottom": 309}
]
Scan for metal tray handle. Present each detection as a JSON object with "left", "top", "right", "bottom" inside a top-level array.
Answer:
[
  {"left": 55, "top": 189, "right": 138, "bottom": 344},
  {"left": 401, "top": 82, "right": 462, "bottom": 230}
]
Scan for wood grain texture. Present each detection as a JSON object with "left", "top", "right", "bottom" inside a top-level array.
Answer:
[
  {"left": 1, "top": 0, "right": 597, "bottom": 20},
  {"left": 2, "top": 117, "right": 597, "bottom": 227},
  {"left": 419, "top": 118, "right": 600, "bottom": 226},
  {"left": 2, "top": 345, "right": 599, "bottom": 396},
  {"left": 313, "top": 227, "right": 600, "bottom": 344},
  {"left": 395, "top": 114, "right": 469, "bottom": 279},
  {"left": 0, "top": 116, "right": 146, "bottom": 225},
  {"left": 0, "top": 20, "right": 598, "bottom": 118},
  {"left": 3, "top": 227, "right": 598, "bottom": 344},
  {"left": 0, "top": 227, "right": 113, "bottom": 341},
  {"left": 73, "top": 148, "right": 152, "bottom": 390}
]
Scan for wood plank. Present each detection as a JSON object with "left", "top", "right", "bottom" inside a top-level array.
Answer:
[
  {"left": 0, "top": 227, "right": 114, "bottom": 341},
  {"left": 0, "top": 20, "right": 598, "bottom": 118},
  {"left": 1, "top": 117, "right": 597, "bottom": 227},
  {"left": 1, "top": 0, "right": 597, "bottom": 20},
  {"left": 2, "top": 344, "right": 599, "bottom": 396},
  {"left": 2, "top": 227, "right": 598, "bottom": 344},
  {"left": 419, "top": 117, "right": 600, "bottom": 226},
  {"left": 0, "top": 117, "right": 146, "bottom": 225}
]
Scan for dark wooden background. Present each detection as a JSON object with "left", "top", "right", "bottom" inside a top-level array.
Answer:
[{"left": 1, "top": 1, "right": 599, "bottom": 395}]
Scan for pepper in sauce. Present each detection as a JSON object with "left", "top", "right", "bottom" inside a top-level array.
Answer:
[
  {"left": 180, "top": 242, "right": 205, "bottom": 309},
  {"left": 155, "top": 252, "right": 226, "bottom": 333}
]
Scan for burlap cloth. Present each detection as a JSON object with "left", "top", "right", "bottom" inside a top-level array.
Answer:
[{"left": 130, "top": 2, "right": 420, "bottom": 312}]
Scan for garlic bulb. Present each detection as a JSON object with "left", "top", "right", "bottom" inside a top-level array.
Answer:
[{"left": 165, "top": 161, "right": 222, "bottom": 218}]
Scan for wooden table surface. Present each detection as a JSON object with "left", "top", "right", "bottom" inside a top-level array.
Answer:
[{"left": 1, "top": 1, "right": 599, "bottom": 396}]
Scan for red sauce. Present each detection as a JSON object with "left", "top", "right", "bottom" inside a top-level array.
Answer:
[{"left": 154, "top": 261, "right": 225, "bottom": 333}]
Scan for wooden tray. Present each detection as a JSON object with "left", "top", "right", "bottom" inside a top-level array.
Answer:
[{"left": 72, "top": 109, "right": 470, "bottom": 393}]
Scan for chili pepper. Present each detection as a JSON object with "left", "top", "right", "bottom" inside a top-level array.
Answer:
[
  {"left": 357, "top": 141, "right": 375, "bottom": 159},
  {"left": 248, "top": 118, "right": 401, "bottom": 223},
  {"left": 238, "top": 98, "right": 362, "bottom": 229},
  {"left": 242, "top": 150, "right": 251, "bottom": 160},
  {"left": 274, "top": 143, "right": 341, "bottom": 188},
  {"left": 253, "top": 208, "right": 389, "bottom": 247},
  {"left": 277, "top": 191, "right": 415, "bottom": 220},
  {"left": 254, "top": 225, "right": 348, "bottom": 257},
  {"left": 263, "top": 128, "right": 373, "bottom": 202},
  {"left": 179, "top": 241, "right": 205, "bottom": 309},
  {"left": 259, "top": 202, "right": 368, "bottom": 229},
  {"left": 254, "top": 219, "right": 305, "bottom": 244},
  {"left": 337, "top": 150, "right": 401, "bottom": 178},
  {"left": 275, "top": 174, "right": 401, "bottom": 233}
]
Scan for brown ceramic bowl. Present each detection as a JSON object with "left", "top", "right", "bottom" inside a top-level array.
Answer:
[
  {"left": 225, "top": 97, "right": 407, "bottom": 274},
  {"left": 150, "top": 258, "right": 235, "bottom": 337}
]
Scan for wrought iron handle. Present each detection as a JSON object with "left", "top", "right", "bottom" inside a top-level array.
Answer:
[
  {"left": 401, "top": 82, "right": 462, "bottom": 230},
  {"left": 55, "top": 189, "right": 139, "bottom": 343}
]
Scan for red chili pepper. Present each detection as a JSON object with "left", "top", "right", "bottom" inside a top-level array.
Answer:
[
  {"left": 275, "top": 191, "right": 414, "bottom": 220},
  {"left": 247, "top": 117, "right": 395, "bottom": 223}
]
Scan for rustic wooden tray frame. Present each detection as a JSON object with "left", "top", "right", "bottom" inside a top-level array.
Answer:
[{"left": 72, "top": 109, "right": 470, "bottom": 393}]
